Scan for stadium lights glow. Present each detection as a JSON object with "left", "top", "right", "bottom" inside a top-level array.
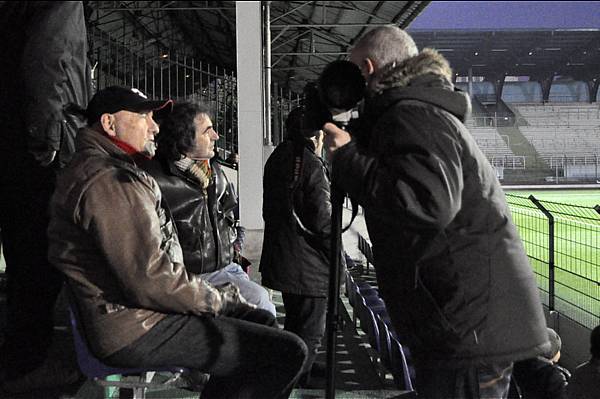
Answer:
[
  {"left": 474, "top": 52, "right": 479, "bottom": 56},
  {"left": 528, "top": 51, "right": 533, "bottom": 56}
]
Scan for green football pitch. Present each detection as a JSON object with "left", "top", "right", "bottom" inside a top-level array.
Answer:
[
  {"left": 504, "top": 188, "right": 599, "bottom": 328},
  {"left": 504, "top": 189, "right": 600, "bottom": 207}
]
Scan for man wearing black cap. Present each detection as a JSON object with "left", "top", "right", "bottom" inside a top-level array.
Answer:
[{"left": 47, "top": 86, "right": 307, "bottom": 399}]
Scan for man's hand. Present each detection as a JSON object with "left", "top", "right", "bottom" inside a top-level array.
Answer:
[
  {"left": 322, "top": 122, "right": 352, "bottom": 155},
  {"left": 216, "top": 282, "right": 257, "bottom": 317}
]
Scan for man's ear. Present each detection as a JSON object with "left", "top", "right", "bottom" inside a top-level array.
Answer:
[
  {"left": 364, "top": 57, "right": 376, "bottom": 76},
  {"left": 100, "top": 113, "right": 117, "bottom": 137}
]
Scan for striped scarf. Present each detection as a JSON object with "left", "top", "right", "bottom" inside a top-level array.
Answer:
[{"left": 174, "top": 157, "right": 212, "bottom": 193}]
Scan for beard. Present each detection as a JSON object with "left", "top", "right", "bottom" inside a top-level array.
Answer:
[{"left": 142, "top": 140, "right": 157, "bottom": 158}]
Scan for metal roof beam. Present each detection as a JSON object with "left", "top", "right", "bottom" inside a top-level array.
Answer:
[
  {"left": 270, "top": 1, "right": 313, "bottom": 23},
  {"left": 273, "top": 52, "right": 349, "bottom": 56},
  {"left": 271, "top": 23, "right": 393, "bottom": 28}
]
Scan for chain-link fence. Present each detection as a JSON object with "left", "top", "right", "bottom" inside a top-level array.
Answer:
[{"left": 506, "top": 194, "right": 600, "bottom": 329}]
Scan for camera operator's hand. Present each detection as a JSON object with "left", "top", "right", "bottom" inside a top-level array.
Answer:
[
  {"left": 215, "top": 282, "right": 257, "bottom": 317},
  {"left": 322, "top": 122, "right": 351, "bottom": 154}
]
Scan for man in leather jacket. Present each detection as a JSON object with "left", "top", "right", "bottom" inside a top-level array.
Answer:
[
  {"left": 141, "top": 101, "right": 275, "bottom": 316},
  {"left": 323, "top": 26, "right": 548, "bottom": 398},
  {"left": 512, "top": 328, "right": 570, "bottom": 399},
  {"left": 48, "top": 86, "right": 307, "bottom": 399}
]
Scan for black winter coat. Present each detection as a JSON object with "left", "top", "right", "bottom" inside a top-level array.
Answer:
[
  {"left": 0, "top": 2, "right": 91, "bottom": 166},
  {"left": 332, "top": 49, "right": 548, "bottom": 367},
  {"left": 260, "top": 140, "right": 332, "bottom": 296},
  {"left": 141, "top": 156, "right": 238, "bottom": 274}
]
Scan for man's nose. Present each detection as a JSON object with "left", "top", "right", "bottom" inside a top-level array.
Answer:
[
  {"left": 148, "top": 116, "right": 160, "bottom": 135},
  {"left": 211, "top": 130, "right": 219, "bottom": 140}
]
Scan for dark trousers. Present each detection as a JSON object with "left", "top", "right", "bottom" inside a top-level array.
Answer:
[
  {"left": 415, "top": 362, "right": 513, "bottom": 399},
  {"left": 105, "top": 308, "right": 307, "bottom": 399},
  {"left": 281, "top": 293, "right": 327, "bottom": 376},
  {"left": 0, "top": 153, "right": 63, "bottom": 378}
]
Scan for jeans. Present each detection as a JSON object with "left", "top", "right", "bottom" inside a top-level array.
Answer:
[
  {"left": 201, "top": 263, "right": 276, "bottom": 316},
  {"left": 415, "top": 362, "right": 513, "bottom": 399},
  {"left": 105, "top": 308, "right": 307, "bottom": 399},
  {"left": 281, "top": 293, "right": 327, "bottom": 377}
]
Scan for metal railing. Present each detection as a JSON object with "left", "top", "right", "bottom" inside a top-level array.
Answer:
[
  {"left": 88, "top": 29, "right": 239, "bottom": 155},
  {"left": 506, "top": 194, "right": 600, "bottom": 329}
]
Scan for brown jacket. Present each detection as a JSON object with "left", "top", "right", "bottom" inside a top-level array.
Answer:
[{"left": 48, "top": 127, "right": 224, "bottom": 358}]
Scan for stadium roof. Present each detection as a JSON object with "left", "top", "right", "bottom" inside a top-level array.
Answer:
[
  {"left": 409, "top": 29, "right": 600, "bottom": 82},
  {"left": 86, "top": 1, "right": 429, "bottom": 92},
  {"left": 86, "top": 2, "right": 599, "bottom": 93}
]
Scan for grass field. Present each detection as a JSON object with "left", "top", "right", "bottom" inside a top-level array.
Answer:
[
  {"left": 505, "top": 189, "right": 600, "bottom": 207},
  {"left": 504, "top": 188, "right": 599, "bottom": 328}
]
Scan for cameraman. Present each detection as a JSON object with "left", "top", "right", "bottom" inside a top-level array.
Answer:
[
  {"left": 260, "top": 108, "right": 333, "bottom": 387},
  {"left": 322, "top": 25, "right": 548, "bottom": 398}
]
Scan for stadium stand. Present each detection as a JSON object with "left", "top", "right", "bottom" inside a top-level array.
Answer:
[{"left": 512, "top": 103, "right": 600, "bottom": 178}]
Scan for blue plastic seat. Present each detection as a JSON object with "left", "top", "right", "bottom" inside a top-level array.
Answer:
[
  {"left": 67, "top": 290, "right": 194, "bottom": 399},
  {"left": 356, "top": 295, "right": 386, "bottom": 350},
  {"left": 389, "top": 330, "right": 416, "bottom": 392}
]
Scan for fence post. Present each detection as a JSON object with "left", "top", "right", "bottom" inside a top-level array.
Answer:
[{"left": 528, "top": 195, "right": 555, "bottom": 311}]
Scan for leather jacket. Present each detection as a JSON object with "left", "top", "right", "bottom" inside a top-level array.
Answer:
[
  {"left": 48, "top": 128, "right": 224, "bottom": 358},
  {"left": 260, "top": 139, "right": 335, "bottom": 296},
  {"left": 141, "top": 156, "right": 238, "bottom": 274}
]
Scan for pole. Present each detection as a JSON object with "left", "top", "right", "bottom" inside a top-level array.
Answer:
[
  {"left": 326, "top": 186, "right": 344, "bottom": 399},
  {"left": 529, "top": 195, "right": 555, "bottom": 311}
]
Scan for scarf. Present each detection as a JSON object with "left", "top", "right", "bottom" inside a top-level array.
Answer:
[
  {"left": 108, "top": 136, "right": 152, "bottom": 164},
  {"left": 174, "top": 157, "right": 212, "bottom": 193}
]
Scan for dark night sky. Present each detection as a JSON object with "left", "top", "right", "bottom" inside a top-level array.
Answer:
[{"left": 408, "top": 1, "right": 600, "bottom": 30}]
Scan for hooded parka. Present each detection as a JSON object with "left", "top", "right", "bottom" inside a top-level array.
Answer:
[{"left": 332, "top": 49, "right": 549, "bottom": 368}]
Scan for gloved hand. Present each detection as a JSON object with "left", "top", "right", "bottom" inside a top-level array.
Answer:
[{"left": 215, "top": 282, "right": 257, "bottom": 317}]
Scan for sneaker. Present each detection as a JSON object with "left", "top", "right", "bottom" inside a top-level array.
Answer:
[
  {"left": 165, "top": 369, "right": 210, "bottom": 392},
  {"left": 0, "top": 360, "right": 81, "bottom": 394},
  {"left": 180, "top": 369, "right": 210, "bottom": 392}
]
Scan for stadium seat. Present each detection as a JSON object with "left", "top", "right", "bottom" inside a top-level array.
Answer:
[
  {"left": 67, "top": 290, "right": 198, "bottom": 399},
  {"left": 356, "top": 295, "right": 386, "bottom": 351},
  {"left": 376, "top": 313, "right": 393, "bottom": 372},
  {"left": 389, "top": 331, "right": 416, "bottom": 392},
  {"left": 348, "top": 277, "right": 379, "bottom": 327}
]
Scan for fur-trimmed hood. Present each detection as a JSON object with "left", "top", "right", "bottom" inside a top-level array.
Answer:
[
  {"left": 369, "top": 48, "right": 453, "bottom": 93},
  {"left": 365, "top": 48, "right": 471, "bottom": 122}
]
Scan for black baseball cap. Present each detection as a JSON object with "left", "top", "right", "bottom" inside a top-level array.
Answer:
[{"left": 86, "top": 86, "right": 173, "bottom": 124}]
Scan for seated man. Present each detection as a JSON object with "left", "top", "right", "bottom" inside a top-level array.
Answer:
[
  {"left": 141, "top": 101, "right": 275, "bottom": 316},
  {"left": 48, "top": 86, "right": 307, "bottom": 399},
  {"left": 512, "top": 328, "right": 570, "bottom": 399}
]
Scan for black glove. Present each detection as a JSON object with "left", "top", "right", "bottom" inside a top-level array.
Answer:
[{"left": 215, "top": 282, "right": 257, "bottom": 317}]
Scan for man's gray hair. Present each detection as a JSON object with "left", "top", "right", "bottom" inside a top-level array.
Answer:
[{"left": 353, "top": 25, "right": 418, "bottom": 69}]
